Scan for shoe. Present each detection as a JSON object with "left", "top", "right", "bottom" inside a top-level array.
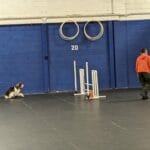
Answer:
[
  {"left": 140, "top": 93, "right": 149, "bottom": 100},
  {"left": 142, "top": 96, "right": 148, "bottom": 100}
]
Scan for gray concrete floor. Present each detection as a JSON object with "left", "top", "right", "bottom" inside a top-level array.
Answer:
[{"left": 0, "top": 89, "right": 150, "bottom": 150}]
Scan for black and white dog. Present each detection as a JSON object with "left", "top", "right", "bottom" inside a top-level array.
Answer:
[{"left": 4, "top": 83, "right": 24, "bottom": 99}]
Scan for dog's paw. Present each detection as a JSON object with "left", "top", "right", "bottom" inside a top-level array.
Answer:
[
  {"left": 20, "top": 93, "right": 24, "bottom": 97},
  {"left": 4, "top": 95, "right": 9, "bottom": 99}
]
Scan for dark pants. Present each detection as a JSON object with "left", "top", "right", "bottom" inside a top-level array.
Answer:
[{"left": 138, "top": 72, "right": 150, "bottom": 98}]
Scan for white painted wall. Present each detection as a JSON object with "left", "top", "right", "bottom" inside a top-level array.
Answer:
[
  {"left": 113, "top": 0, "right": 126, "bottom": 14},
  {"left": 0, "top": 0, "right": 112, "bottom": 18},
  {"left": 126, "top": 0, "right": 150, "bottom": 14},
  {"left": 0, "top": 0, "right": 149, "bottom": 24},
  {"left": 114, "top": 0, "right": 150, "bottom": 20}
]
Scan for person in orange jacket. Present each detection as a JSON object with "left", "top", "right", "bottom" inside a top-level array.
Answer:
[{"left": 136, "top": 48, "right": 150, "bottom": 99}]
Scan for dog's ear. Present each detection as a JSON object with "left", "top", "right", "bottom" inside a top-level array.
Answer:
[
  {"left": 16, "top": 83, "right": 23, "bottom": 88},
  {"left": 16, "top": 83, "right": 20, "bottom": 87},
  {"left": 21, "top": 83, "right": 24, "bottom": 88}
]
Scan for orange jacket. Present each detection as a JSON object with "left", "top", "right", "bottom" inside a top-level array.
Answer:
[{"left": 136, "top": 54, "right": 150, "bottom": 73}]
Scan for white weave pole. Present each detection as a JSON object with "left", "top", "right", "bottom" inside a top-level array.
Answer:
[
  {"left": 91, "top": 70, "right": 106, "bottom": 99},
  {"left": 86, "top": 62, "right": 89, "bottom": 95},
  {"left": 95, "top": 70, "right": 99, "bottom": 97},
  {"left": 98, "top": 74, "right": 106, "bottom": 98},
  {"left": 79, "top": 69, "right": 85, "bottom": 95},
  {"left": 96, "top": 70, "right": 106, "bottom": 98},
  {"left": 91, "top": 70, "right": 94, "bottom": 95},
  {"left": 73, "top": 60, "right": 77, "bottom": 92},
  {"left": 92, "top": 70, "right": 96, "bottom": 97}
]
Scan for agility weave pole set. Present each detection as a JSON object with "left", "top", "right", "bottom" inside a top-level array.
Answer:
[{"left": 73, "top": 60, "right": 106, "bottom": 100}]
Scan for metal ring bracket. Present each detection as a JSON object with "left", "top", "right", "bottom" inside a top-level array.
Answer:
[
  {"left": 59, "top": 21, "right": 79, "bottom": 40},
  {"left": 84, "top": 21, "right": 104, "bottom": 41}
]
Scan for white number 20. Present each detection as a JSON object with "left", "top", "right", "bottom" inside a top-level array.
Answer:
[{"left": 71, "top": 45, "right": 79, "bottom": 51}]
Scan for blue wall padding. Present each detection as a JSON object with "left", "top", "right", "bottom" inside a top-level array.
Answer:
[
  {"left": 114, "top": 20, "right": 150, "bottom": 88},
  {"left": 47, "top": 22, "right": 112, "bottom": 91},
  {"left": 114, "top": 21, "right": 129, "bottom": 88},
  {"left": 0, "top": 20, "right": 149, "bottom": 95},
  {"left": 0, "top": 25, "right": 45, "bottom": 95}
]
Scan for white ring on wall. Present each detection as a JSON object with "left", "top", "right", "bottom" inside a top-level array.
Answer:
[
  {"left": 84, "top": 21, "right": 104, "bottom": 41},
  {"left": 59, "top": 21, "right": 79, "bottom": 40}
]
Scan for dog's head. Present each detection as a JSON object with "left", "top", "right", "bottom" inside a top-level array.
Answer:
[{"left": 16, "top": 83, "right": 24, "bottom": 89}]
